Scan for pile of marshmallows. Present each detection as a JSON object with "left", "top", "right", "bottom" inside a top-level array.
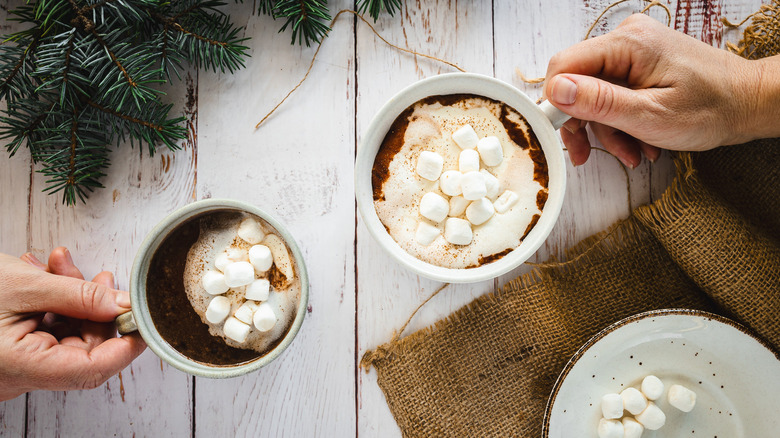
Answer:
[
  {"left": 414, "top": 124, "right": 520, "bottom": 246},
  {"left": 200, "top": 218, "right": 281, "bottom": 343},
  {"left": 599, "top": 375, "right": 697, "bottom": 438}
]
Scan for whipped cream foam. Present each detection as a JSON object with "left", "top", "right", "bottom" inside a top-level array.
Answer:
[
  {"left": 182, "top": 212, "right": 300, "bottom": 353},
  {"left": 372, "top": 94, "right": 548, "bottom": 269}
]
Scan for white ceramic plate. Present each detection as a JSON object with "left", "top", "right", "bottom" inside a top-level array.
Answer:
[{"left": 543, "top": 309, "right": 780, "bottom": 437}]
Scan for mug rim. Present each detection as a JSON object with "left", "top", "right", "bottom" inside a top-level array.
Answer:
[
  {"left": 355, "top": 72, "right": 566, "bottom": 283},
  {"left": 129, "top": 198, "right": 309, "bottom": 378}
]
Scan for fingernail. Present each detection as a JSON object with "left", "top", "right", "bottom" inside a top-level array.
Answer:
[
  {"left": 563, "top": 124, "right": 577, "bottom": 134},
  {"left": 116, "top": 291, "right": 131, "bottom": 308},
  {"left": 21, "top": 253, "right": 46, "bottom": 269},
  {"left": 551, "top": 76, "right": 577, "bottom": 105},
  {"left": 64, "top": 248, "right": 73, "bottom": 264},
  {"left": 619, "top": 157, "right": 636, "bottom": 169}
]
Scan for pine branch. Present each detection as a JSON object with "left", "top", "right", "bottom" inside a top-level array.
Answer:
[
  {"left": 357, "top": 0, "right": 402, "bottom": 21},
  {"left": 273, "top": 0, "right": 331, "bottom": 46}
]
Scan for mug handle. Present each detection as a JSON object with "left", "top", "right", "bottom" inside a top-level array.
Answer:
[
  {"left": 539, "top": 100, "right": 571, "bottom": 131},
  {"left": 115, "top": 311, "right": 139, "bottom": 335}
]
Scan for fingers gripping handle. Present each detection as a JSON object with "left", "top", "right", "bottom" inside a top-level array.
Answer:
[
  {"left": 115, "top": 311, "right": 138, "bottom": 335},
  {"left": 539, "top": 100, "right": 571, "bottom": 131}
]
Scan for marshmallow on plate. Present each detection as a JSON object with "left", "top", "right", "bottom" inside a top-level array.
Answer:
[
  {"left": 621, "top": 387, "right": 648, "bottom": 416},
  {"left": 451, "top": 124, "right": 479, "bottom": 150},
  {"left": 494, "top": 190, "right": 519, "bottom": 214},
  {"left": 459, "top": 149, "right": 480, "bottom": 173},
  {"left": 449, "top": 196, "right": 469, "bottom": 217},
  {"left": 415, "top": 222, "right": 440, "bottom": 246},
  {"left": 249, "top": 244, "right": 273, "bottom": 272},
  {"left": 477, "top": 136, "right": 504, "bottom": 166},
  {"left": 238, "top": 218, "right": 265, "bottom": 244},
  {"left": 601, "top": 393, "right": 623, "bottom": 419},
  {"left": 417, "top": 151, "right": 444, "bottom": 181},
  {"left": 224, "top": 262, "right": 255, "bottom": 288},
  {"left": 253, "top": 302, "right": 277, "bottom": 332},
  {"left": 480, "top": 170, "right": 500, "bottom": 199},
  {"left": 466, "top": 198, "right": 495, "bottom": 226},
  {"left": 667, "top": 384, "right": 696, "bottom": 412},
  {"left": 205, "top": 296, "right": 231, "bottom": 324},
  {"left": 635, "top": 402, "right": 666, "bottom": 430},
  {"left": 245, "top": 279, "right": 271, "bottom": 301},
  {"left": 420, "top": 192, "right": 449, "bottom": 223},
  {"left": 224, "top": 317, "right": 251, "bottom": 343},
  {"left": 439, "top": 170, "right": 463, "bottom": 197},
  {"left": 597, "top": 418, "right": 624, "bottom": 438},
  {"left": 444, "top": 218, "right": 473, "bottom": 245},
  {"left": 641, "top": 375, "right": 664, "bottom": 401},
  {"left": 461, "top": 171, "right": 487, "bottom": 200},
  {"left": 202, "top": 270, "right": 229, "bottom": 295},
  {"left": 234, "top": 301, "right": 259, "bottom": 325},
  {"left": 622, "top": 417, "right": 644, "bottom": 438}
]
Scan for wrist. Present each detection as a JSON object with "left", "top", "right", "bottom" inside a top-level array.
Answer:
[{"left": 733, "top": 55, "right": 780, "bottom": 143}]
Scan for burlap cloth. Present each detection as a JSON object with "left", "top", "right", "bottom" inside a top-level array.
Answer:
[{"left": 361, "top": 3, "right": 780, "bottom": 436}]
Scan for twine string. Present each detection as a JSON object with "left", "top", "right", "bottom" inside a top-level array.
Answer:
[{"left": 255, "top": 9, "right": 465, "bottom": 129}]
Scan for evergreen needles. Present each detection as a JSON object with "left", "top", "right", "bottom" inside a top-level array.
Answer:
[{"left": 0, "top": 0, "right": 250, "bottom": 205}]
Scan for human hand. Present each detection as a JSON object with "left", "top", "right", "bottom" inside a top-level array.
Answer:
[
  {"left": 544, "top": 13, "right": 778, "bottom": 167},
  {"left": 0, "top": 248, "right": 146, "bottom": 401}
]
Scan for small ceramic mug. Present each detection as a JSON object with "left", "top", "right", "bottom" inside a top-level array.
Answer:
[
  {"left": 115, "top": 199, "right": 309, "bottom": 378},
  {"left": 355, "top": 72, "right": 570, "bottom": 283}
]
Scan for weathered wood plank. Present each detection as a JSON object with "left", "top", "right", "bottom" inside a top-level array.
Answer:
[
  {"left": 193, "top": 2, "right": 357, "bottom": 436},
  {"left": 24, "top": 71, "right": 198, "bottom": 436},
  {"left": 355, "top": 2, "right": 495, "bottom": 436}
]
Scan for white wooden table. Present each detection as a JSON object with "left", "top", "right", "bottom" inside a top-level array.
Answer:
[{"left": 0, "top": 0, "right": 764, "bottom": 435}]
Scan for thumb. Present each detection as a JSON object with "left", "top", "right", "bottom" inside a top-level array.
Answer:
[
  {"left": 546, "top": 74, "right": 649, "bottom": 131},
  {"left": 9, "top": 268, "right": 130, "bottom": 322}
]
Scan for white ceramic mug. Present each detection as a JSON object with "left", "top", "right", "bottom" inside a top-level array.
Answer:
[{"left": 355, "top": 73, "right": 570, "bottom": 283}]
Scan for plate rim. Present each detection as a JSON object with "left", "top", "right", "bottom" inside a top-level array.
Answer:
[{"left": 540, "top": 308, "right": 780, "bottom": 437}]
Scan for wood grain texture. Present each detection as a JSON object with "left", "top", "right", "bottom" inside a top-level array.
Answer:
[{"left": 193, "top": 2, "right": 357, "bottom": 436}]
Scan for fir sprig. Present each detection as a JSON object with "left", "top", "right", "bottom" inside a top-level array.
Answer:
[{"left": 357, "top": 0, "right": 402, "bottom": 20}]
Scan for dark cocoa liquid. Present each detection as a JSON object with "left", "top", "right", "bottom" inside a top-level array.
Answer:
[{"left": 146, "top": 210, "right": 261, "bottom": 366}]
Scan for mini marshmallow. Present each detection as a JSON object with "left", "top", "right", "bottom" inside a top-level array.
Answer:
[
  {"left": 223, "top": 316, "right": 251, "bottom": 343},
  {"left": 460, "top": 171, "right": 487, "bottom": 200},
  {"left": 249, "top": 244, "right": 273, "bottom": 272},
  {"left": 601, "top": 393, "right": 624, "bottom": 419},
  {"left": 223, "top": 261, "right": 255, "bottom": 288},
  {"left": 449, "top": 196, "right": 469, "bottom": 217},
  {"left": 477, "top": 136, "right": 504, "bottom": 167},
  {"left": 420, "top": 192, "right": 449, "bottom": 223},
  {"left": 641, "top": 375, "right": 664, "bottom": 401},
  {"left": 234, "top": 301, "right": 259, "bottom": 325},
  {"left": 494, "top": 190, "right": 519, "bottom": 214},
  {"left": 264, "top": 234, "right": 294, "bottom": 280},
  {"left": 202, "top": 270, "right": 229, "bottom": 295},
  {"left": 237, "top": 218, "right": 265, "bottom": 244},
  {"left": 667, "top": 384, "right": 696, "bottom": 412},
  {"left": 459, "top": 149, "right": 480, "bottom": 173},
  {"left": 622, "top": 417, "right": 644, "bottom": 438},
  {"left": 253, "top": 302, "right": 277, "bottom": 332},
  {"left": 466, "top": 198, "right": 495, "bottom": 226},
  {"left": 444, "top": 218, "right": 473, "bottom": 245},
  {"left": 417, "top": 151, "right": 444, "bottom": 181},
  {"left": 439, "top": 170, "right": 463, "bottom": 196},
  {"left": 480, "top": 170, "right": 500, "bottom": 199},
  {"left": 205, "top": 296, "right": 231, "bottom": 324},
  {"left": 451, "top": 124, "right": 479, "bottom": 149},
  {"left": 415, "top": 222, "right": 440, "bottom": 246},
  {"left": 245, "top": 278, "right": 271, "bottom": 301},
  {"left": 214, "top": 252, "right": 231, "bottom": 272},
  {"left": 635, "top": 402, "right": 666, "bottom": 430},
  {"left": 621, "top": 387, "right": 648, "bottom": 416},
  {"left": 597, "top": 418, "right": 624, "bottom": 438},
  {"left": 225, "top": 246, "right": 248, "bottom": 262}
]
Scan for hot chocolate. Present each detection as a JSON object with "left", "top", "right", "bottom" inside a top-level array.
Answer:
[
  {"left": 146, "top": 209, "right": 301, "bottom": 366},
  {"left": 372, "top": 94, "right": 549, "bottom": 269}
]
